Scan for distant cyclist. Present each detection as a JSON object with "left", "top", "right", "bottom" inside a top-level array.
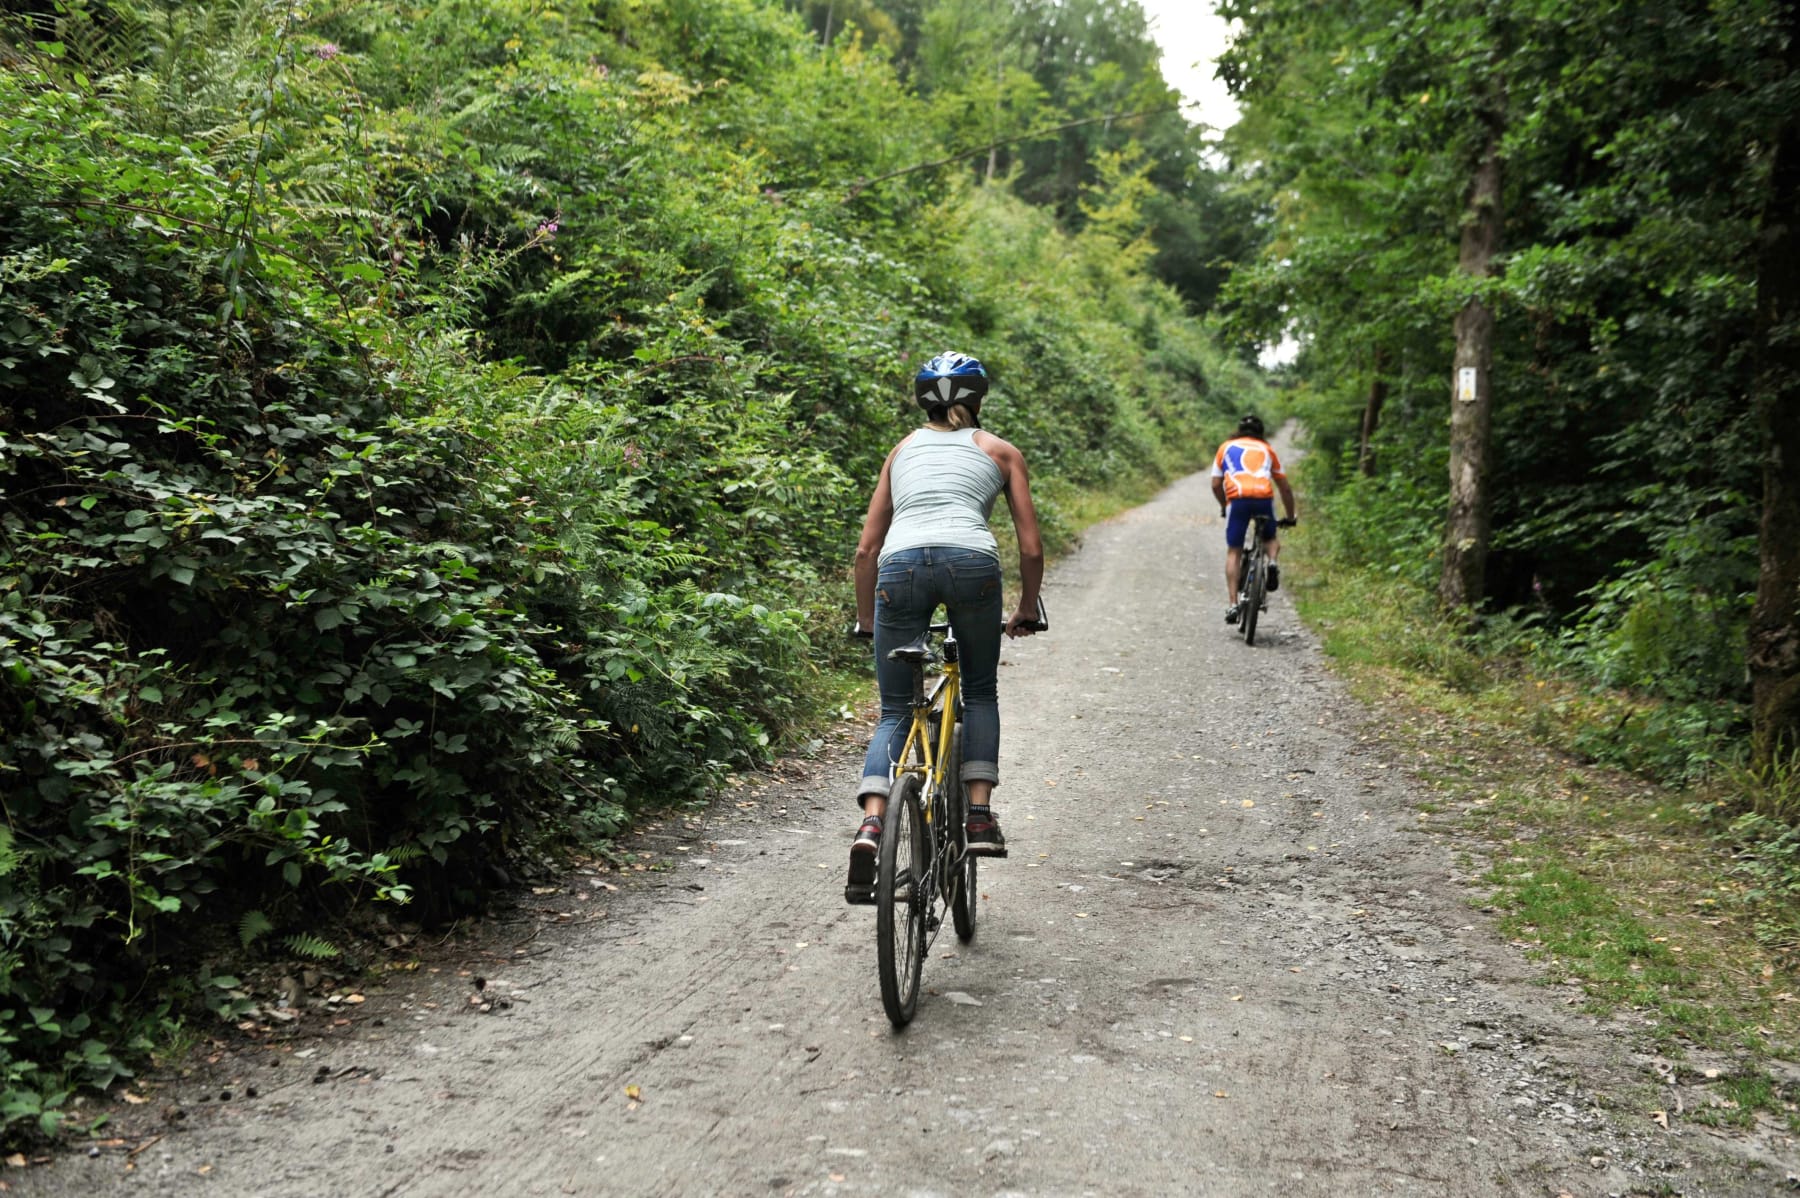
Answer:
[
  {"left": 847, "top": 351, "right": 1043, "bottom": 899},
  {"left": 1211, "top": 414, "right": 1297, "bottom": 624}
]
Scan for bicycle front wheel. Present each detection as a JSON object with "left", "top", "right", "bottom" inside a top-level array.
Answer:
[
  {"left": 876, "top": 772, "right": 927, "bottom": 1027},
  {"left": 946, "top": 722, "right": 977, "bottom": 943}
]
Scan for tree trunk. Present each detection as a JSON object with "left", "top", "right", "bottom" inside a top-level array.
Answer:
[
  {"left": 1750, "top": 6, "right": 1800, "bottom": 770},
  {"left": 1439, "top": 117, "right": 1504, "bottom": 612},
  {"left": 1358, "top": 346, "right": 1389, "bottom": 477}
]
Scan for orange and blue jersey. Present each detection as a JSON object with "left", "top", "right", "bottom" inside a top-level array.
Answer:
[{"left": 1211, "top": 436, "right": 1285, "bottom": 502}]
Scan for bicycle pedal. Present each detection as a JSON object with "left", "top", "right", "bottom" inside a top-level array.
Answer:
[{"left": 843, "top": 884, "right": 876, "bottom": 906}]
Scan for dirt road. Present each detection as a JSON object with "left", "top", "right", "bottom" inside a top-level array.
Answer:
[{"left": 22, "top": 471, "right": 1785, "bottom": 1196}]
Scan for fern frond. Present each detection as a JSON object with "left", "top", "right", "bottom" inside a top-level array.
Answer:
[
  {"left": 283, "top": 932, "right": 341, "bottom": 960},
  {"left": 239, "top": 909, "right": 275, "bottom": 948}
]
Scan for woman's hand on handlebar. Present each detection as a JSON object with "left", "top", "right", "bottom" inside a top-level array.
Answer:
[{"left": 1005, "top": 597, "right": 1048, "bottom": 638}]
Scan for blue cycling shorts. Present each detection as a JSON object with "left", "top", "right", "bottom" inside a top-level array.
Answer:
[{"left": 1224, "top": 497, "right": 1277, "bottom": 550}]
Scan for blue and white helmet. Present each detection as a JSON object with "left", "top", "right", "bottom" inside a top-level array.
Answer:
[{"left": 913, "top": 351, "right": 988, "bottom": 424}]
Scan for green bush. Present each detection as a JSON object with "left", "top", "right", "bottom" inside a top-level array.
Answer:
[{"left": 0, "top": 0, "right": 1258, "bottom": 1137}]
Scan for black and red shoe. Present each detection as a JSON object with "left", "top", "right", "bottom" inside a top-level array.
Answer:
[
  {"left": 965, "top": 810, "right": 1008, "bottom": 858},
  {"left": 844, "top": 816, "right": 881, "bottom": 904}
]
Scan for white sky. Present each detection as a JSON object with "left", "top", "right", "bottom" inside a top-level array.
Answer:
[{"left": 1136, "top": 0, "right": 1239, "bottom": 132}]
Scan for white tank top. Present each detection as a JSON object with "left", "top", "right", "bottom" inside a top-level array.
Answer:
[{"left": 879, "top": 428, "right": 1005, "bottom": 564}]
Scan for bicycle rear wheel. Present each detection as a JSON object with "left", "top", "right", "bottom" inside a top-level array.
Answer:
[
  {"left": 1242, "top": 534, "right": 1266, "bottom": 646},
  {"left": 876, "top": 772, "right": 927, "bottom": 1027},
  {"left": 946, "top": 722, "right": 977, "bottom": 942}
]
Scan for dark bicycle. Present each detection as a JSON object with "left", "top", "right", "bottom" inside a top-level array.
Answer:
[{"left": 1236, "top": 515, "right": 1296, "bottom": 646}]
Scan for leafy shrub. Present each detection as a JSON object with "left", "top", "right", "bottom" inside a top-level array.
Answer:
[{"left": 0, "top": 0, "right": 1256, "bottom": 1139}]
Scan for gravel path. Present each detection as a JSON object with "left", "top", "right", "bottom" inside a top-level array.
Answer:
[{"left": 17, "top": 467, "right": 1786, "bottom": 1196}]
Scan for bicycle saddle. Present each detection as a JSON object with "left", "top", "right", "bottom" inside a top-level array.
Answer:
[{"left": 886, "top": 633, "right": 938, "bottom": 664}]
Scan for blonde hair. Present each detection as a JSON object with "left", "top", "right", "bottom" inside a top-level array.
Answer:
[{"left": 945, "top": 403, "right": 976, "bottom": 430}]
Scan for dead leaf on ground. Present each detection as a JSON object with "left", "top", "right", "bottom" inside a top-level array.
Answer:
[
  {"left": 624, "top": 1084, "right": 641, "bottom": 1101},
  {"left": 1651, "top": 1110, "right": 1670, "bottom": 1129}
]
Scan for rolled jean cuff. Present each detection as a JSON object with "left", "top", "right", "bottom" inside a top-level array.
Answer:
[
  {"left": 855, "top": 775, "right": 891, "bottom": 804},
  {"left": 961, "top": 760, "right": 999, "bottom": 786}
]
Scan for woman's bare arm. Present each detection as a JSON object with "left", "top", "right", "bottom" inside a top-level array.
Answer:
[
  {"left": 853, "top": 445, "right": 901, "bottom": 631},
  {"left": 980, "top": 435, "right": 1043, "bottom": 637}
]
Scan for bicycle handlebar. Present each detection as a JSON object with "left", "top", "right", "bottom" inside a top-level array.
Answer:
[
  {"left": 850, "top": 598, "right": 1049, "bottom": 639},
  {"left": 1217, "top": 509, "right": 1299, "bottom": 530}
]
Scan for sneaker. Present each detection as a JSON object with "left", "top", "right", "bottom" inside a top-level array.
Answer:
[
  {"left": 1267, "top": 562, "right": 1281, "bottom": 592},
  {"left": 1224, "top": 603, "right": 1242, "bottom": 625},
  {"left": 965, "top": 810, "right": 1008, "bottom": 858},
  {"left": 844, "top": 816, "right": 880, "bottom": 904}
]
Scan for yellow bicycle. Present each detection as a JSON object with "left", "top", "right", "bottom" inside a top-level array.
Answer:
[
  {"left": 862, "top": 602, "right": 1045, "bottom": 1027},
  {"left": 874, "top": 620, "right": 977, "bottom": 1025}
]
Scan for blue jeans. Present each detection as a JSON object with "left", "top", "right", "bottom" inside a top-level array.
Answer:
[{"left": 856, "top": 547, "right": 1004, "bottom": 803}]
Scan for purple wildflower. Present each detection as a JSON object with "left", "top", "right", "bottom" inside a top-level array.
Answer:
[{"left": 312, "top": 42, "right": 341, "bottom": 61}]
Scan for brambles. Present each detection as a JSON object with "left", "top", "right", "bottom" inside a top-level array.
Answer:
[{"left": 0, "top": 0, "right": 1251, "bottom": 1138}]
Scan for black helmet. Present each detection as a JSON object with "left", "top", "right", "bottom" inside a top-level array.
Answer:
[
  {"left": 1236, "top": 413, "right": 1265, "bottom": 439},
  {"left": 914, "top": 351, "right": 989, "bottom": 420}
]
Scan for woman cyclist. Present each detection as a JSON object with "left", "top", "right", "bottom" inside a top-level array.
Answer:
[{"left": 846, "top": 351, "right": 1043, "bottom": 901}]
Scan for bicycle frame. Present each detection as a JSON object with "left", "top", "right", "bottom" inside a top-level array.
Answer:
[{"left": 893, "top": 654, "right": 960, "bottom": 827}]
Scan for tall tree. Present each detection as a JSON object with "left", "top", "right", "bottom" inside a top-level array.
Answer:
[
  {"left": 1441, "top": 98, "right": 1504, "bottom": 611},
  {"left": 1750, "top": 3, "right": 1800, "bottom": 767},
  {"left": 1358, "top": 348, "right": 1390, "bottom": 477}
]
